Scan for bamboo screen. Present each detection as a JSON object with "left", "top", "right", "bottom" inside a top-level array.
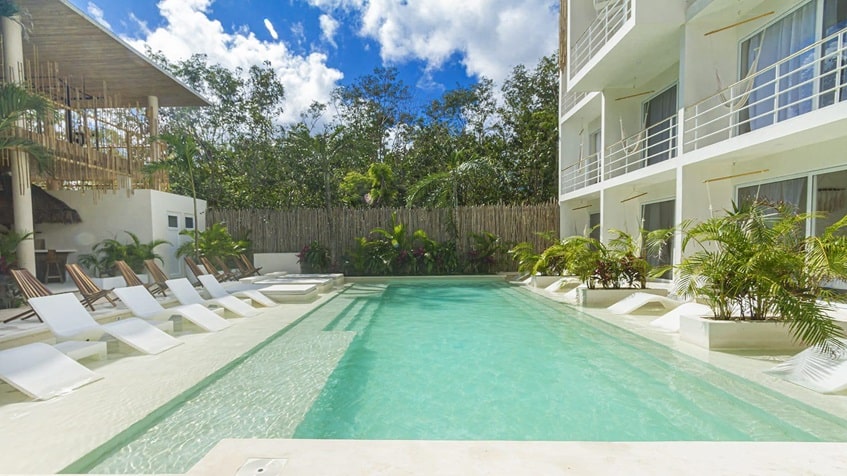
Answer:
[
  {"left": 0, "top": 35, "right": 168, "bottom": 192},
  {"left": 210, "top": 203, "right": 560, "bottom": 269}
]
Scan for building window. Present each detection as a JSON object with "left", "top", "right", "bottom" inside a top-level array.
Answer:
[
  {"left": 643, "top": 85, "right": 677, "bottom": 165},
  {"left": 589, "top": 212, "right": 601, "bottom": 241},
  {"left": 167, "top": 215, "right": 178, "bottom": 229},
  {"left": 185, "top": 216, "right": 195, "bottom": 230},
  {"left": 641, "top": 200, "right": 675, "bottom": 278},
  {"left": 737, "top": 177, "right": 808, "bottom": 213}
]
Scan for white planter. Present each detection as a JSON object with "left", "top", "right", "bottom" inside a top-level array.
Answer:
[
  {"left": 576, "top": 287, "right": 667, "bottom": 307},
  {"left": 679, "top": 314, "right": 806, "bottom": 351},
  {"left": 530, "top": 275, "right": 564, "bottom": 289}
]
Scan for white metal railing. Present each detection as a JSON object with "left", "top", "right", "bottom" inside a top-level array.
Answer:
[
  {"left": 604, "top": 115, "right": 677, "bottom": 179},
  {"left": 684, "top": 27, "right": 847, "bottom": 152},
  {"left": 561, "top": 90, "right": 589, "bottom": 116},
  {"left": 570, "top": 0, "right": 632, "bottom": 77},
  {"left": 560, "top": 153, "right": 601, "bottom": 194}
]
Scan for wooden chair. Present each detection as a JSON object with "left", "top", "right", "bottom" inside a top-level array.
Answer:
[
  {"left": 2, "top": 268, "right": 50, "bottom": 323},
  {"left": 144, "top": 259, "right": 171, "bottom": 293},
  {"left": 236, "top": 254, "right": 262, "bottom": 277},
  {"left": 183, "top": 256, "right": 209, "bottom": 282},
  {"left": 199, "top": 256, "right": 234, "bottom": 282},
  {"left": 116, "top": 260, "right": 166, "bottom": 297},
  {"left": 65, "top": 264, "right": 117, "bottom": 311},
  {"left": 214, "top": 256, "right": 242, "bottom": 280},
  {"left": 44, "top": 249, "right": 64, "bottom": 283}
]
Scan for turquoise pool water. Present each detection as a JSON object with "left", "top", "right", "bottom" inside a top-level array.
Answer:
[{"left": 81, "top": 280, "right": 847, "bottom": 474}]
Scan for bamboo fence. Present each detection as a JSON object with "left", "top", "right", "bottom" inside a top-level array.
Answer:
[{"left": 209, "top": 203, "right": 560, "bottom": 268}]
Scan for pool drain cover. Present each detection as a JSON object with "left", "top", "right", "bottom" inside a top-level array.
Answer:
[{"left": 235, "top": 458, "right": 287, "bottom": 476}]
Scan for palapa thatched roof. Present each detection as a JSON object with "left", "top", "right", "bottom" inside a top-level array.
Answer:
[{"left": 0, "top": 174, "right": 82, "bottom": 227}]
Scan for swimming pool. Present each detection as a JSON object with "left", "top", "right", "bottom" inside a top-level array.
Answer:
[{"left": 79, "top": 280, "right": 847, "bottom": 474}]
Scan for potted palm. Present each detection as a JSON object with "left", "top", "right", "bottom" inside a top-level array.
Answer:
[
  {"left": 673, "top": 200, "right": 847, "bottom": 352},
  {"left": 78, "top": 231, "right": 169, "bottom": 287}
]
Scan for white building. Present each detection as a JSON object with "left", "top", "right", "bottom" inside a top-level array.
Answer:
[
  {"left": 1, "top": 0, "right": 208, "bottom": 279},
  {"left": 559, "top": 0, "right": 847, "bottom": 271}
]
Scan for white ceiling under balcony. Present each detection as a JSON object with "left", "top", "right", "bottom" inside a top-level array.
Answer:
[{"left": 16, "top": 0, "right": 209, "bottom": 107}]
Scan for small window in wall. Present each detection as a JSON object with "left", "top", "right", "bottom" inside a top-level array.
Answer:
[
  {"left": 589, "top": 213, "right": 601, "bottom": 241},
  {"left": 167, "top": 215, "right": 178, "bottom": 229},
  {"left": 185, "top": 216, "right": 195, "bottom": 230}
]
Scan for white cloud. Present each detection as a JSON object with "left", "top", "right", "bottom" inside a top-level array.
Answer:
[
  {"left": 319, "top": 14, "right": 339, "bottom": 48},
  {"left": 87, "top": 1, "right": 111, "bottom": 29},
  {"left": 263, "top": 18, "right": 279, "bottom": 40},
  {"left": 306, "top": 0, "right": 558, "bottom": 82},
  {"left": 122, "top": 0, "right": 343, "bottom": 124}
]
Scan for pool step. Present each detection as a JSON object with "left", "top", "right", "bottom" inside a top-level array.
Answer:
[
  {"left": 344, "top": 299, "right": 380, "bottom": 333},
  {"left": 325, "top": 299, "right": 368, "bottom": 331}
]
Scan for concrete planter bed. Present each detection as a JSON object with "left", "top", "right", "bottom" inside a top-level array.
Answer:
[
  {"left": 576, "top": 287, "right": 667, "bottom": 308},
  {"left": 679, "top": 314, "right": 805, "bottom": 351}
]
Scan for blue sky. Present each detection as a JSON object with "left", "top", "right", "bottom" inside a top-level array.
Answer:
[{"left": 69, "top": 0, "right": 559, "bottom": 123}]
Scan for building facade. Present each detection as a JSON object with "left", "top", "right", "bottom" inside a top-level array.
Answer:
[{"left": 559, "top": 0, "right": 847, "bottom": 272}]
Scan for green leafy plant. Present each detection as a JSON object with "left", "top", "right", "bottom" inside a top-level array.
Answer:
[
  {"left": 176, "top": 223, "right": 248, "bottom": 260},
  {"left": 78, "top": 231, "right": 169, "bottom": 277},
  {"left": 673, "top": 200, "right": 847, "bottom": 352},
  {"left": 297, "top": 240, "right": 331, "bottom": 273},
  {"left": 465, "top": 231, "right": 503, "bottom": 274},
  {"left": 0, "top": 229, "right": 33, "bottom": 309}
]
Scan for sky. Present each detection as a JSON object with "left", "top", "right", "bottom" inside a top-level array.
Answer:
[{"left": 67, "top": 0, "right": 559, "bottom": 124}]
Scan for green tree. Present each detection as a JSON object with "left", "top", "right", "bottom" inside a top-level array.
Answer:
[{"left": 0, "top": 83, "right": 53, "bottom": 174}]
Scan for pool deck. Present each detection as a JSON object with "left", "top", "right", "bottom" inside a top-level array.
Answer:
[{"left": 0, "top": 277, "right": 846, "bottom": 475}]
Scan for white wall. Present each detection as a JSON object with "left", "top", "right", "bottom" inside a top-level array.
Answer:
[{"left": 37, "top": 189, "right": 206, "bottom": 277}]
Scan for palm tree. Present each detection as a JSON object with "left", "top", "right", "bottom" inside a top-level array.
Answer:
[
  {"left": 673, "top": 200, "right": 847, "bottom": 352},
  {"left": 0, "top": 82, "right": 53, "bottom": 174},
  {"left": 406, "top": 148, "right": 496, "bottom": 240},
  {"left": 145, "top": 131, "right": 201, "bottom": 256}
]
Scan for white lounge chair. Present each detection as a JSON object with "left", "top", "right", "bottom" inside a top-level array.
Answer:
[
  {"left": 165, "top": 278, "right": 261, "bottom": 317},
  {"left": 649, "top": 302, "right": 713, "bottom": 332},
  {"left": 27, "top": 293, "right": 182, "bottom": 355},
  {"left": 197, "top": 274, "right": 278, "bottom": 308},
  {"left": 112, "top": 286, "right": 232, "bottom": 332},
  {"left": 254, "top": 283, "right": 320, "bottom": 303},
  {"left": 607, "top": 292, "right": 683, "bottom": 315},
  {"left": 0, "top": 342, "right": 103, "bottom": 400},
  {"left": 765, "top": 339, "right": 847, "bottom": 393},
  {"left": 251, "top": 276, "right": 334, "bottom": 293}
]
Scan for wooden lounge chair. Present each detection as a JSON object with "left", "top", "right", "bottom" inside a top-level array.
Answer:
[
  {"left": 183, "top": 256, "right": 210, "bottom": 282},
  {"left": 144, "top": 259, "right": 171, "bottom": 293},
  {"left": 214, "top": 256, "right": 243, "bottom": 280},
  {"left": 65, "top": 264, "right": 117, "bottom": 311},
  {"left": 2, "top": 268, "right": 50, "bottom": 323},
  {"left": 199, "top": 256, "right": 234, "bottom": 282},
  {"left": 116, "top": 260, "right": 166, "bottom": 297},
  {"left": 236, "top": 253, "right": 262, "bottom": 277}
]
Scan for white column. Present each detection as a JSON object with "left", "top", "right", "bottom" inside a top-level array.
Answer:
[{"left": 2, "top": 16, "right": 35, "bottom": 273}]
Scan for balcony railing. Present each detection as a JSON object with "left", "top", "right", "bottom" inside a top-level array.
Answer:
[
  {"left": 560, "top": 153, "right": 600, "bottom": 195},
  {"left": 570, "top": 0, "right": 632, "bottom": 77},
  {"left": 561, "top": 90, "right": 589, "bottom": 116},
  {"left": 604, "top": 115, "right": 677, "bottom": 179},
  {"left": 684, "top": 27, "right": 847, "bottom": 152}
]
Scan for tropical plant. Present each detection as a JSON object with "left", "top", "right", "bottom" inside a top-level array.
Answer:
[
  {"left": 78, "top": 231, "right": 169, "bottom": 277},
  {"left": 0, "top": 229, "right": 32, "bottom": 309},
  {"left": 0, "top": 82, "right": 54, "bottom": 174},
  {"left": 465, "top": 232, "right": 504, "bottom": 274},
  {"left": 175, "top": 223, "right": 248, "bottom": 260},
  {"left": 297, "top": 240, "right": 331, "bottom": 273},
  {"left": 508, "top": 241, "right": 541, "bottom": 275},
  {"left": 672, "top": 200, "right": 847, "bottom": 352}
]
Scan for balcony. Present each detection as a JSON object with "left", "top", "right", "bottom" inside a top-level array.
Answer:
[
  {"left": 570, "top": 0, "right": 632, "bottom": 80},
  {"left": 604, "top": 115, "right": 677, "bottom": 179},
  {"left": 560, "top": 90, "right": 590, "bottom": 120},
  {"left": 560, "top": 153, "right": 600, "bottom": 195},
  {"left": 567, "top": 0, "right": 683, "bottom": 92},
  {"left": 683, "top": 27, "right": 847, "bottom": 154}
]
